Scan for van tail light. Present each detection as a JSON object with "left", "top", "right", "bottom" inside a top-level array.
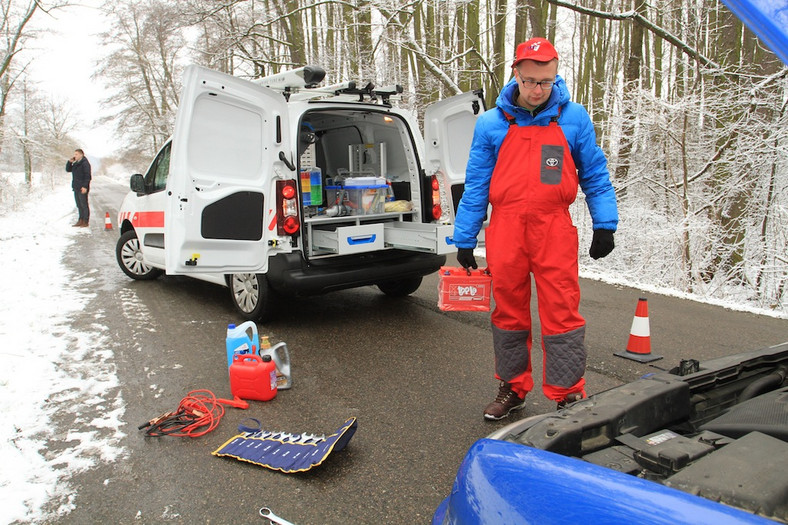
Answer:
[
  {"left": 276, "top": 180, "right": 300, "bottom": 236},
  {"left": 431, "top": 174, "right": 442, "bottom": 221}
]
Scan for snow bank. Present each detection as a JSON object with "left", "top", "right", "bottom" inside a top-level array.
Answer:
[{"left": 0, "top": 177, "right": 126, "bottom": 523}]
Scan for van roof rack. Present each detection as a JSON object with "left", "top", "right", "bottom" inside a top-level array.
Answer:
[{"left": 251, "top": 65, "right": 403, "bottom": 106}]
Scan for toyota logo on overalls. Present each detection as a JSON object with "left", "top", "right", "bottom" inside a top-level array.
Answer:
[{"left": 546, "top": 157, "right": 559, "bottom": 167}]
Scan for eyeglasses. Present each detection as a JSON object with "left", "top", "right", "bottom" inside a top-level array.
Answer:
[{"left": 517, "top": 74, "right": 555, "bottom": 90}]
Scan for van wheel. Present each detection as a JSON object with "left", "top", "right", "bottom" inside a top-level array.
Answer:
[
  {"left": 229, "top": 273, "right": 275, "bottom": 322},
  {"left": 377, "top": 276, "right": 423, "bottom": 297},
  {"left": 116, "top": 230, "right": 163, "bottom": 280}
]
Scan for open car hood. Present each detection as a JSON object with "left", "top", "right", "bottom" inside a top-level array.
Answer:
[{"left": 435, "top": 342, "right": 788, "bottom": 524}]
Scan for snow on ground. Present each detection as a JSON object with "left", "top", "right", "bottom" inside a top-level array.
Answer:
[
  {"left": 578, "top": 266, "right": 788, "bottom": 320},
  {"left": 0, "top": 175, "right": 126, "bottom": 524}
]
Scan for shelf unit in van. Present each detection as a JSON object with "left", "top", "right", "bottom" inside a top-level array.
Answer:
[{"left": 304, "top": 211, "right": 454, "bottom": 257}]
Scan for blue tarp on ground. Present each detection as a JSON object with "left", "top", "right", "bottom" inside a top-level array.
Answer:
[{"left": 720, "top": 0, "right": 788, "bottom": 65}]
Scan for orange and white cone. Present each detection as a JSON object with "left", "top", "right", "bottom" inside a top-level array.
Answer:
[
  {"left": 104, "top": 212, "right": 113, "bottom": 230},
  {"left": 615, "top": 298, "right": 662, "bottom": 362}
]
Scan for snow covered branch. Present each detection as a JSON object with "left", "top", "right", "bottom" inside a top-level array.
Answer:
[{"left": 544, "top": 0, "right": 722, "bottom": 71}]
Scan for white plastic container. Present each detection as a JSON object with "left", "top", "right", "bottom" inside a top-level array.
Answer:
[
  {"left": 260, "top": 341, "right": 292, "bottom": 390},
  {"left": 344, "top": 176, "right": 386, "bottom": 186},
  {"left": 225, "top": 321, "right": 260, "bottom": 370}
]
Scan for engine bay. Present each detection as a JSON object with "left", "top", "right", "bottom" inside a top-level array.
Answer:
[{"left": 492, "top": 343, "right": 788, "bottom": 522}]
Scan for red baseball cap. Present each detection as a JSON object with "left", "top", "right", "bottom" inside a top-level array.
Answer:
[{"left": 512, "top": 37, "right": 559, "bottom": 67}]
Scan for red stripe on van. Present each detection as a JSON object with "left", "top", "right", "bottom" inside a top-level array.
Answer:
[{"left": 132, "top": 211, "right": 165, "bottom": 228}]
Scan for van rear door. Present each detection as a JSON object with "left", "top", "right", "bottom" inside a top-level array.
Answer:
[
  {"left": 165, "top": 65, "right": 290, "bottom": 275},
  {"left": 423, "top": 90, "right": 485, "bottom": 223}
]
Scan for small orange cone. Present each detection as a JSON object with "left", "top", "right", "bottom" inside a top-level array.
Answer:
[
  {"left": 104, "top": 212, "right": 113, "bottom": 230},
  {"left": 615, "top": 298, "right": 662, "bottom": 363}
]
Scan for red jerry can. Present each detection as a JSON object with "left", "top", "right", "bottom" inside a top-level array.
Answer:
[{"left": 229, "top": 354, "right": 278, "bottom": 402}]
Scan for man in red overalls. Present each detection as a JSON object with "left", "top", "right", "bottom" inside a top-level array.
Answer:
[{"left": 453, "top": 38, "right": 619, "bottom": 420}]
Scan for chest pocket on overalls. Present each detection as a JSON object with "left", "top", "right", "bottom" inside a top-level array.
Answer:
[{"left": 540, "top": 145, "right": 564, "bottom": 185}]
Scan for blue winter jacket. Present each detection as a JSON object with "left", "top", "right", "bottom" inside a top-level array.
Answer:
[{"left": 452, "top": 75, "right": 618, "bottom": 249}]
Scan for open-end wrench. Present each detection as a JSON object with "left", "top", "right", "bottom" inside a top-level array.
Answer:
[{"left": 259, "top": 507, "right": 296, "bottom": 525}]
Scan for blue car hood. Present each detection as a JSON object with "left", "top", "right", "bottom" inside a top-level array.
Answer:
[{"left": 433, "top": 439, "right": 776, "bottom": 525}]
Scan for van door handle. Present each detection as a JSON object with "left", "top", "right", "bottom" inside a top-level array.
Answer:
[
  {"left": 347, "top": 234, "right": 376, "bottom": 245},
  {"left": 278, "top": 151, "right": 296, "bottom": 171}
]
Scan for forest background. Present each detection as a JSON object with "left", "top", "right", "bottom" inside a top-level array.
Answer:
[{"left": 0, "top": 0, "right": 786, "bottom": 316}]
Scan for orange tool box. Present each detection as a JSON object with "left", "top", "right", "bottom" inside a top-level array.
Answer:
[{"left": 438, "top": 266, "right": 492, "bottom": 312}]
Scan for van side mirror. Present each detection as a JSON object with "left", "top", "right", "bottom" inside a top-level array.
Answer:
[{"left": 130, "top": 174, "right": 145, "bottom": 193}]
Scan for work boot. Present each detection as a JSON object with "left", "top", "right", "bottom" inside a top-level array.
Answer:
[
  {"left": 484, "top": 382, "right": 526, "bottom": 421},
  {"left": 79, "top": 219, "right": 89, "bottom": 228},
  {"left": 557, "top": 392, "right": 584, "bottom": 410},
  {"left": 72, "top": 219, "right": 84, "bottom": 227}
]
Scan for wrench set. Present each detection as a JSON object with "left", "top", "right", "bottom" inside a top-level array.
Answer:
[{"left": 212, "top": 417, "right": 357, "bottom": 473}]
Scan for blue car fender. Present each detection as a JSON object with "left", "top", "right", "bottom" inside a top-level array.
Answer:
[{"left": 433, "top": 439, "right": 776, "bottom": 525}]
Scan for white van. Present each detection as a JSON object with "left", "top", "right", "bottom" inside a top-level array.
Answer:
[{"left": 116, "top": 65, "right": 484, "bottom": 321}]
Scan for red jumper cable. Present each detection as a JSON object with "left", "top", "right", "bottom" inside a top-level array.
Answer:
[{"left": 139, "top": 389, "right": 249, "bottom": 438}]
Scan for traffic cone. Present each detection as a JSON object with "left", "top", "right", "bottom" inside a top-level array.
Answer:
[
  {"left": 615, "top": 298, "right": 662, "bottom": 363},
  {"left": 104, "top": 212, "right": 113, "bottom": 230}
]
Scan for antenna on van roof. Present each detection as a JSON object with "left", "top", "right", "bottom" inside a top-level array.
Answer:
[{"left": 253, "top": 66, "right": 327, "bottom": 90}]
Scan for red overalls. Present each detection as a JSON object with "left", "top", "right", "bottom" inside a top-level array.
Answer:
[{"left": 485, "top": 112, "right": 587, "bottom": 401}]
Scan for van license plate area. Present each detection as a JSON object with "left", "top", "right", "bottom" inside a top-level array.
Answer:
[{"left": 312, "top": 223, "right": 384, "bottom": 255}]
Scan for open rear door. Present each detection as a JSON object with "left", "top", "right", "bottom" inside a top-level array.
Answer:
[
  {"left": 423, "top": 90, "right": 485, "bottom": 223},
  {"left": 165, "top": 65, "right": 290, "bottom": 275}
]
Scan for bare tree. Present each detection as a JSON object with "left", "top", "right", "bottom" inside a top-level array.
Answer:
[
  {"left": 0, "top": 0, "right": 70, "bottom": 161},
  {"left": 94, "top": 0, "right": 185, "bottom": 154},
  {"left": 5, "top": 77, "right": 76, "bottom": 174}
]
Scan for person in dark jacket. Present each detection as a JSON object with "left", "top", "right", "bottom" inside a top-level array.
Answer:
[
  {"left": 452, "top": 37, "right": 619, "bottom": 420},
  {"left": 66, "top": 148, "right": 92, "bottom": 227}
]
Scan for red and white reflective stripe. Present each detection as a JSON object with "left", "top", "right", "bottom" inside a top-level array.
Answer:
[
  {"left": 118, "top": 211, "right": 164, "bottom": 228},
  {"left": 629, "top": 315, "right": 650, "bottom": 337},
  {"left": 267, "top": 209, "right": 277, "bottom": 232},
  {"left": 119, "top": 210, "right": 165, "bottom": 228}
]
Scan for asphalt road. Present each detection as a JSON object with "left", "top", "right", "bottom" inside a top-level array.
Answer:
[{"left": 48, "top": 177, "right": 787, "bottom": 524}]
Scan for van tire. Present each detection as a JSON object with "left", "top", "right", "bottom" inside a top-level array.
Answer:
[
  {"left": 116, "top": 230, "right": 164, "bottom": 280},
  {"left": 377, "top": 276, "right": 423, "bottom": 297},
  {"left": 229, "top": 273, "right": 275, "bottom": 322}
]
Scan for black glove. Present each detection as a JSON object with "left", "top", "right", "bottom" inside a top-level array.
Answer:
[
  {"left": 589, "top": 229, "right": 615, "bottom": 259},
  {"left": 456, "top": 248, "right": 478, "bottom": 269}
]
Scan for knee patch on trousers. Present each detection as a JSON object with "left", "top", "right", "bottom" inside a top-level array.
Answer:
[
  {"left": 544, "top": 326, "right": 586, "bottom": 388},
  {"left": 492, "top": 324, "right": 530, "bottom": 382}
]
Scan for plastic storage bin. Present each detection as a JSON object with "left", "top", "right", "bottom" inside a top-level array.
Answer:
[
  {"left": 438, "top": 266, "right": 492, "bottom": 311},
  {"left": 300, "top": 168, "right": 323, "bottom": 206},
  {"left": 325, "top": 184, "right": 387, "bottom": 215}
]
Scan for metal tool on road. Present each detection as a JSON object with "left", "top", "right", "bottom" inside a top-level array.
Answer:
[{"left": 259, "top": 506, "right": 296, "bottom": 525}]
